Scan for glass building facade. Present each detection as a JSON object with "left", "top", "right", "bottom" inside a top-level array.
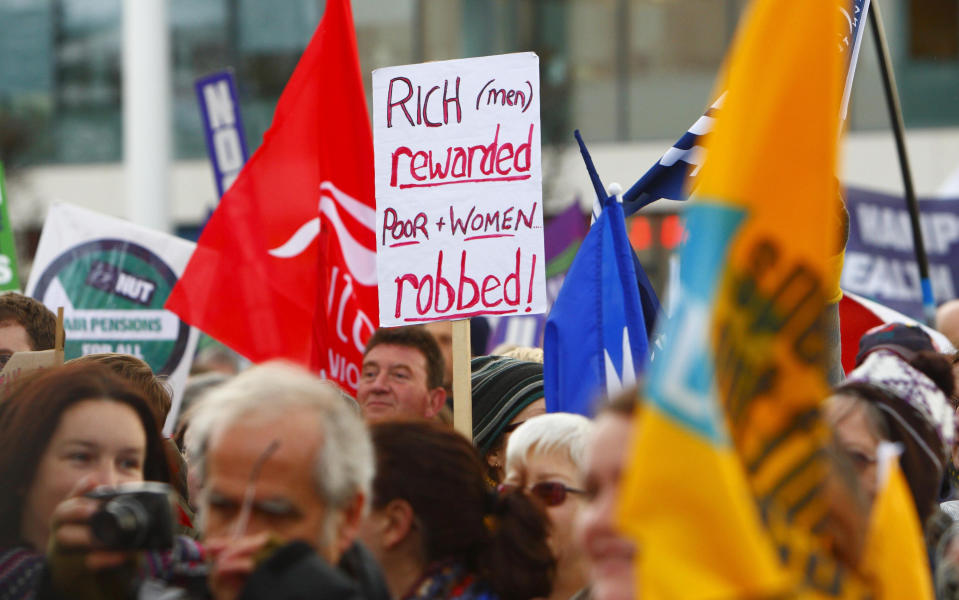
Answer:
[{"left": 2, "top": 0, "right": 958, "bottom": 169}]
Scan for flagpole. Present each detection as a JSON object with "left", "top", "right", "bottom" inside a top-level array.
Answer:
[
  {"left": 868, "top": 0, "right": 936, "bottom": 325},
  {"left": 54, "top": 307, "right": 65, "bottom": 366},
  {"left": 574, "top": 130, "right": 609, "bottom": 222}
]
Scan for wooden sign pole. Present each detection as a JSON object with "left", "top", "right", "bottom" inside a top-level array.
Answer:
[
  {"left": 54, "top": 307, "right": 65, "bottom": 365},
  {"left": 451, "top": 318, "right": 472, "bottom": 440}
]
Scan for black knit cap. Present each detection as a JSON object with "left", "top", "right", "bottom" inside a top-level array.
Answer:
[
  {"left": 470, "top": 355, "right": 544, "bottom": 454},
  {"left": 855, "top": 322, "right": 936, "bottom": 366}
]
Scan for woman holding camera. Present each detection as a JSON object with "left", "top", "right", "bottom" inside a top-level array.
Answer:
[{"left": 0, "top": 362, "right": 196, "bottom": 598}]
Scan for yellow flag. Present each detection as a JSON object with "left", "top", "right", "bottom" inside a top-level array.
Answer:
[
  {"left": 860, "top": 450, "right": 934, "bottom": 599},
  {"left": 616, "top": 0, "right": 882, "bottom": 596},
  {"left": 701, "top": 0, "right": 845, "bottom": 585},
  {"left": 621, "top": 408, "right": 788, "bottom": 598}
]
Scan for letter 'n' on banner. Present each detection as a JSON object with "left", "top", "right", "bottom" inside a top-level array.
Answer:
[
  {"left": 371, "top": 53, "right": 545, "bottom": 439},
  {"left": 195, "top": 70, "right": 249, "bottom": 201}
]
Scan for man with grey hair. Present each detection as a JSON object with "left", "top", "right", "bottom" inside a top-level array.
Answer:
[{"left": 186, "top": 360, "right": 386, "bottom": 600}]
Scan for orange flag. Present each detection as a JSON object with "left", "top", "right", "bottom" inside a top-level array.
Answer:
[{"left": 615, "top": 0, "right": 931, "bottom": 597}]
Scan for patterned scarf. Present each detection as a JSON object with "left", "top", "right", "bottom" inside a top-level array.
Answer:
[
  {"left": 402, "top": 560, "right": 498, "bottom": 600},
  {"left": 0, "top": 547, "right": 43, "bottom": 600}
]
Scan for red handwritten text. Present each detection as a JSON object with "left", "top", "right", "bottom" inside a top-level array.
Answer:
[
  {"left": 382, "top": 208, "right": 429, "bottom": 245},
  {"left": 448, "top": 202, "right": 537, "bottom": 237},
  {"left": 387, "top": 76, "right": 462, "bottom": 128},
  {"left": 390, "top": 123, "right": 534, "bottom": 189},
  {"left": 393, "top": 247, "right": 537, "bottom": 320}
]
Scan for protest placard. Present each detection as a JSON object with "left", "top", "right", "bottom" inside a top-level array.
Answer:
[
  {"left": 841, "top": 187, "right": 959, "bottom": 320},
  {"left": 372, "top": 52, "right": 545, "bottom": 327},
  {"left": 486, "top": 202, "right": 588, "bottom": 351},
  {"left": 25, "top": 203, "right": 200, "bottom": 432},
  {"left": 196, "top": 70, "right": 249, "bottom": 200},
  {"left": 0, "top": 350, "right": 59, "bottom": 398}
]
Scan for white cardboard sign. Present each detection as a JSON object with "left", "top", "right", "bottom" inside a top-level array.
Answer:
[
  {"left": 25, "top": 203, "right": 200, "bottom": 434},
  {"left": 372, "top": 52, "right": 545, "bottom": 327},
  {"left": 0, "top": 350, "right": 59, "bottom": 397}
]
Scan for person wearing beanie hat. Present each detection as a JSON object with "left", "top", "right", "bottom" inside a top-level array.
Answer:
[
  {"left": 847, "top": 351, "right": 955, "bottom": 448},
  {"left": 827, "top": 350, "right": 956, "bottom": 526},
  {"left": 855, "top": 322, "right": 939, "bottom": 366},
  {"left": 470, "top": 355, "right": 546, "bottom": 485}
]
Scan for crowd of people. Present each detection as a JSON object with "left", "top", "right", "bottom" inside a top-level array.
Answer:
[{"left": 0, "top": 290, "right": 958, "bottom": 599}]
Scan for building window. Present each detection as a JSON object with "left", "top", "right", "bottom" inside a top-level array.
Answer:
[{"left": 909, "top": 0, "right": 958, "bottom": 60}]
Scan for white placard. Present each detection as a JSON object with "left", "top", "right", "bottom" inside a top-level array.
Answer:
[
  {"left": 372, "top": 52, "right": 545, "bottom": 327},
  {"left": 25, "top": 203, "right": 200, "bottom": 434}
]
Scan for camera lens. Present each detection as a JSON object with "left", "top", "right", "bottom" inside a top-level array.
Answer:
[{"left": 90, "top": 496, "right": 150, "bottom": 549}]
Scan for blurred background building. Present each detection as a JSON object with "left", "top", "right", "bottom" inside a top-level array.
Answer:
[{"left": 1, "top": 0, "right": 958, "bottom": 293}]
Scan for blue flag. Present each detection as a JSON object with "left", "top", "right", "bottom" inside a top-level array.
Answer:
[
  {"left": 607, "top": 0, "right": 870, "bottom": 222},
  {"left": 631, "top": 249, "right": 661, "bottom": 345},
  {"left": 605, "top": 94, "right": 724, "bottom": 221},
  {"left": 576, "top": 130, "right": 662, "bottom": 339},
  {"left": 544, "top": 195, "right": 648, "bottom": 415},
  {"left": 195, "top": 70, "right": 249, "bottom": 201}
]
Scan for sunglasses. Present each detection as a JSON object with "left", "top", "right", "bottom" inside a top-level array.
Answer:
[{"left": 498, "top": 481, "right": 586, "bottom": 507}]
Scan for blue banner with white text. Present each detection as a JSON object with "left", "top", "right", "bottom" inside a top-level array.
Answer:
[
  {"left": 841, "top": 186, "right": 959, "bottom": 319},
  {"left": 196, "top": 70, "right": 249, "bottom": 200}
]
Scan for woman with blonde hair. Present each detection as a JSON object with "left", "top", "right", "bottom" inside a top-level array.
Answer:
[{"left": 503, "top": 413, "right": 593, "bottom": 600}]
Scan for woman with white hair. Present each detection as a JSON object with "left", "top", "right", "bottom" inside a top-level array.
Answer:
[{"left": 502, "top": 412, "right": 593, "bottom": 600}]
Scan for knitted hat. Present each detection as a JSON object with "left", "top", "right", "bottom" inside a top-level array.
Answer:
[
  {"left": 855, "top": 322, "right": 937, "bottom": 366},
  {"left": 836, "top": 380, "right": 945, "bottom": 526},
  {"left": 846, "top": 350, "right": 955, "bottom": 452},
  {"left": 471, "top": 355, "right": 544, "bottom": 454}
]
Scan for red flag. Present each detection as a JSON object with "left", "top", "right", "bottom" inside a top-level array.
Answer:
[
  {"left": 166, "top": 0, "right": 377, "bottom": 393},
  {"left": 838, "top": 289, "right": 954, "bottom": 374}
]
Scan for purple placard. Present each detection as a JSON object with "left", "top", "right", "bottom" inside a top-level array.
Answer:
[
  {"left": 195, "top": 70, "right": 249, "bottom": 200},
  {"left": 842, "top": 186, "right": 959, "bottom": 320},
  {"left": 544, "top": 201, "right": 588, "bottom": 264}
]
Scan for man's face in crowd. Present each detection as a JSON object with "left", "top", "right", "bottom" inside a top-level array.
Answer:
[
  {"left": 356, "top": 343, "right": 444, "bottom": 423},
  {"left": 0, "top": 320, "right": 33, "bottom": 368},
  {"left": 201, "top": 410, "right": 337, "bottom": 559}
]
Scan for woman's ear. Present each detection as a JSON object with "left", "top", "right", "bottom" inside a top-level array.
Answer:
[
  {"left": 486, "top": 446, "right": 504, "bottom": 470},
  {"left": 485, "top": 444, "right": 506, "bottom": 484},
  {"left": 382, "top": 498, "right": 415, "bottom": 550}
]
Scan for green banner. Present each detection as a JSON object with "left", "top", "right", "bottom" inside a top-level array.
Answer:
[{"left": 0, "top": 163, "right": 21, "bottom": 291}]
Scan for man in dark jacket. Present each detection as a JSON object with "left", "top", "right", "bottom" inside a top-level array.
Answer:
[{"left": 185, "top": 361, "right": 390, "bottom": 600}]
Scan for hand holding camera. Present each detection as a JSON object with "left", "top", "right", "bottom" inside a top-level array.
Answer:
[
  {"left": 87, "top": 481, "right": 175, "bottom": 551},
  {"left": 50, "top": 478, "right": 175, "bottom": 570}
]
